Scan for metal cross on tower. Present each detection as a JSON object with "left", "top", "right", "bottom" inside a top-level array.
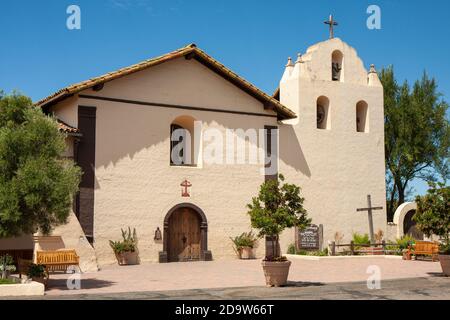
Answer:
[
  {"left": 324, "top": 14, "right": 338, "bottom": 39},
  {"left": 356, "top": 195, "right": 383, "bottom": 244}
]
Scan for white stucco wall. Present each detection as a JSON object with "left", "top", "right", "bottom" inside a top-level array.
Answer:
[
  {"left": 52, "top": 58, "right": 279, "bottom": 266},
  {"left": 278, "top": 38, "right": 387, "bottom": 249}
]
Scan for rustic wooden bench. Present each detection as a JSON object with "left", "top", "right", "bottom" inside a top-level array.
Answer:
[
  {"left": 36, "top": 250, "right": 80, "bottom": 274},
  {"left": 406, "top": 241, "right": 439, "bottom": 261}
]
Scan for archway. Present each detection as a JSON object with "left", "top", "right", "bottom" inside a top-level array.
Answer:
[
  {"left": 393, "top": 202, "right": 423, "bottom": 239},
  {"left": 159, "top": 203, "right": 212, "bottom": 263}
]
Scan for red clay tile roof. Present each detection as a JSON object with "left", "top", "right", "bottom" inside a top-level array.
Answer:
[
  {"left": 57, "top": 119, "right": 80, "bottom": 135},
  {"left": 35, "top": 44, "right": 296, "bottom": 120}
]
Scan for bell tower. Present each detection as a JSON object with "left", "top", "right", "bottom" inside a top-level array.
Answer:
[{"left": 278, "top": 31, "right": 386, "bottom": 248}]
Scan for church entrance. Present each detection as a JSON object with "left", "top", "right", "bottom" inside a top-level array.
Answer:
[
  {"left": 168, "top": 207, "right": 201, "bottom": 262},
  {"left": 159, "top": 203, "right": 212, "bottom": 263}
]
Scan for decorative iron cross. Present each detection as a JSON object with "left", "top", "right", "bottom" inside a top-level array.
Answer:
[
  {"left": 180, "top": 179, "right": 192, "bottom": 197},
  {"left": 356, "top": 195, "right": 383, "bottom": 244},
  {"left": 324, "top": 14, "right": 338, "bottom": 39}
]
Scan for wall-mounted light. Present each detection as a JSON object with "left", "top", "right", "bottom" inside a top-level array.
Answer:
[{"left": 154, "top": 227, "right": 162, "bottom": 241}]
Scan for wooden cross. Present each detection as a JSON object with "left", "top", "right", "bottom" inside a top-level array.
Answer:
[
  {"left": 356, "top": 195, "right": 383, "bottom": 244},
  {"left": 324, "top": 14, "right": 338, "bottom": 39},
  {"left": 180, "top": 179, "right": 192, "bottom": 197}
]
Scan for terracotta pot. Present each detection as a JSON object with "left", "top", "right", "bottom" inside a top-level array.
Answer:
[
  {"left": 402, "top": 250, "right": 411, "bottom": 260},
  {"left": 261, "top": 260, "right": 291, "bottom": 287},
  {"left": 439, "top": 254, "right": 450, "bottom": 276},
  {"left": 116, "top": 251, "right": 139, "bottom": 265},
  {"left": 240, "top": 247, "right": 255, "bottom": 260}
]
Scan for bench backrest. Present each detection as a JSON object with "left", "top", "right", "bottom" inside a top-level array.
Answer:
[
  {"left": 36, "top": 250, "right": 79, "bottom": 265},
  {"left": 414, "top": 241, "right": 439, "bottom": 253}
]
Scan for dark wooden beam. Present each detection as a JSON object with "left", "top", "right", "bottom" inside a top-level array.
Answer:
[
  {"left": 184, "top": 52, "right": 196, "bottom": 60},
  {"left": 92, "top": 83, "right": 104, "bottom": 92}
]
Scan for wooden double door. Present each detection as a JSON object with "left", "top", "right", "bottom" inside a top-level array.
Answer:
[{"left": 167, "top": 207, "right": 201, "bottom": 262}]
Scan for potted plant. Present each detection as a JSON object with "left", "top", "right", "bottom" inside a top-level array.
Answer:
[
  {"left": 230, "top": 231, "right": 259, "bottom": 259},
  {"left": 396, "top": 235, "right": 415, "bottom": 260},
  {"left": 109, "top": 227, "right": 139, "bottom": 265},
  {"left": 414, "top": 182, "right": 450, "bottom": 276},
  {"left": 0, "top": 254, "right": 16, "bottom": 279},
  {"left": 27, "top": 264, "right": 48, "bottom": 287},
  {"left": 247, "top": 174, "right": 310, "bottom": 287}
]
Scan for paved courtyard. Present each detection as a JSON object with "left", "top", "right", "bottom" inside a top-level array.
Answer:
[
  {"left": 41, "top": 257, "right": 444, "bottom": 297},
  {"left": 37, "top": 277, "right": 450, "bottom": 300}
]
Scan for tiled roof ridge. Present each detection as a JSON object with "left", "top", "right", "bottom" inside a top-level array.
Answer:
[{"left": 35, "top": 44, "right": 296, "bottom": 120}]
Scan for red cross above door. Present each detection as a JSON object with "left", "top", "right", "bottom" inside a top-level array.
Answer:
[{"left": 180, "top": 179, "right": 192, "bottom": 197}]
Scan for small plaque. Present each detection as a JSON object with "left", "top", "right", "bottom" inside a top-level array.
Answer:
[{"left": 297, "top": 224, "right": 322, "bottom": 251}]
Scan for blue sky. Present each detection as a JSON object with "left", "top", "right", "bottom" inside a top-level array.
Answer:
[{"left": 1, "top": 0, "right": 449, "bottom": 197}]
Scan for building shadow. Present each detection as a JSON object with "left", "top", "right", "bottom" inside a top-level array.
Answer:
[
  {"left": 285, "top": 281, "right": 325, "bottom": 288},
  {"left": 47, "top": 278, "right": 116, "bottom": 291},
  {"left": 426, "top": 272, "right": 446, "bottom": 278},
  {"left": 279, "top": 125, "right": 311, "bottom": 177}
]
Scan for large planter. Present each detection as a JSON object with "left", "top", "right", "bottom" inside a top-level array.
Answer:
[
  {"left": 32, "top": 276, "right": 48, "bottom": 289},
  {"left": 240, "top": 247, "right": 255, "bottom": 260},
  {"left": 261, "top": 260, "right": 291, "bottom": 287},
  {"left": 115, "top": 251, "right": 139, "bottom": 266},
  {"left": 439, "top": 254, "right": 450, "bottom": 276}
]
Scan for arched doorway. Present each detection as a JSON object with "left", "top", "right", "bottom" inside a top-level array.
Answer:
[
  {"left": 403, "top": 210, "right": 424, "bottom": 240},
  {"left": 159, "top": 203, "right": 212, "bottom": 263}
]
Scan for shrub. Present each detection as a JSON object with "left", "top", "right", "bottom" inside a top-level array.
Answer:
[
  {"left": 286, "top": 244, "right": 328, "bottom": 256},
  {"left": 0, "top": 254, "right": 16, "bottom": 279},
  {"left": 396, "top": 235, "right": 415, "bottom": 250},
  {"left": 352, "top": 233, "right": 370, "bottom": 245},
  {"left": 27, "top": 264, "right": 46, "bottom": 279},
  {"left": 287, "top": 243, "right": 296, "bottom": 254},
  {"left": 414, "top": 183, "right": 450, "bottom": 254}
]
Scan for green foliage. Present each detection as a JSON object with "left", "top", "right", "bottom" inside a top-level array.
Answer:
[
  {"left": 414, "top": 182, "right": 450, "bottom": 254},
  {"left": 380, "top": 67, "right": 450, "bottom": 221},
  {"left": 396, "top": 235, "right": 416, "bottom": 250},
  {"left": 27, "top": 264, "right": 46, "bottom": 278},
  {"left": 109, "top": 227, "right": 138, "bottom": 254},
  {"left": 287, "top": 243, "right": 296, "bottom": 254},
  {"left": 0, "top": 91, "right": 82, "bottom": 237},
  {"left": 0, "top": 254, "right": 14, "bottom": 266},
  {"left": 352, "top": 233, "right": 370, "bottom": 245},
  {"left": 286, "top": 244, "right": 328, "bottom": 256},
  {"left": 247, "top": 174, "right": 310, "bottom": 260},
  {"left": 0, "top": 278, "right": 15, "bottom": 285},
  {"left": 0, "top": 254, "right": 16, "bottom": 279},
  {"left": 230, "top": 231, "right": 259, "bottom": 251}
]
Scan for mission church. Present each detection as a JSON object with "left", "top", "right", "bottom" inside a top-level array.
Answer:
[{"left": 0, "top": 21, "right": 387, "bottom": 270}]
